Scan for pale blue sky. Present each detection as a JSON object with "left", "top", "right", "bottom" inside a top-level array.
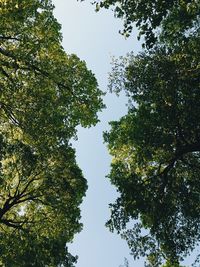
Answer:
[{"left": 52, "top": 1, "right": 142, "bottom": 266}]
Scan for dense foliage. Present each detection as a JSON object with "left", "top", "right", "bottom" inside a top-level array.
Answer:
[
  {"left": 0, "top": 0, "right": 103, "bottom": 266},
  {"left": 81, "top": 0, "right": 200, "bottom": 48},
  {"left": 104, "top": 35, "right": 200, "bottom": 266}
]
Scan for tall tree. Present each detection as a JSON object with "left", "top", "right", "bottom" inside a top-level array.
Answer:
[
  {"left": 0, "top": 0, "right": 104, "bottom": 266},
  {"left": 104, "top": 35, "right": 200, "bottom": 266},
  {"left": 80, "top": 0, "right": 200, "bottom": 47}
]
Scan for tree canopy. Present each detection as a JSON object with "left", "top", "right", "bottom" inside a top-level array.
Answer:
[
  {"left": 104, "top": 35, "right": 200, "bottom": 266},
  {"left": 0, "top": 0, "right": 103, "bottom": 266},
  {"left": 81, "top": 0, "right": 200, "bottom": 48}
]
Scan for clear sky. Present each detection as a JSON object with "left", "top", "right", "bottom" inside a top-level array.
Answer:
[{"left": 52, "top": 1, "right": 143, "bottom": 266}]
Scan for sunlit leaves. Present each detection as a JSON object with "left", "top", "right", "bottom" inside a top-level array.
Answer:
[{"left": 0, "top": 0, "right": 103, "bottom": 266}]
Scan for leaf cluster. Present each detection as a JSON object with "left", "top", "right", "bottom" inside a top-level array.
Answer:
[
  {"left": 104, "top": 35, "right": 200, "bottom": 265},
  {"left": 0, "top": 0, "right": 104, "bottom": 266},
  {"left": 81, "top": 0, "right": 200, "bottom": 48}
]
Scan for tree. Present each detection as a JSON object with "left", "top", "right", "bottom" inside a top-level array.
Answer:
[
  {"left": 80, "top": 0, "right": 200, "bottom": 48},
  {"left": 104, "top": 35, "right": 200, "bottom": 266},
  {"left": 0, "top": 0, "right": 104, "bottom": 266}
]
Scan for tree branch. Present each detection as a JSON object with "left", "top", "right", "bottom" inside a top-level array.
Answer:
[
  {"left": 0, "top": 101, "right": 20, "bottom": 125},
  {"left": 0, "top": 46, "right": 73, "bottom": 94},
  {"left": 0, "top": 35, "right": 20, "bottom": 41}
]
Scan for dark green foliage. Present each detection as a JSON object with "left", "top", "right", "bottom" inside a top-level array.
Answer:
[
  {"left": 104, "top": 35, "right": 200, "bottom": 265},
  {"left": 80, "top": 0, "right": 200, "bottom": 48}
]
